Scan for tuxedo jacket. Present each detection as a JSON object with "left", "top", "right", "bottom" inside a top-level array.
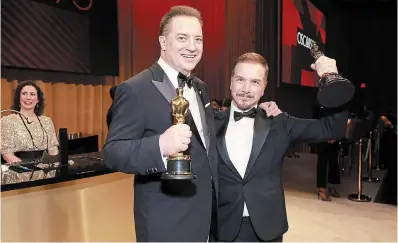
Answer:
[
  {"left": 106, "top": 86, "right": 117, "bottom": 128},
  {"left": 104, "top": 63, "right": 219, "bottom": 242},
  {"left": 215, "top": 106, "right": 348, "bottom": 241}
]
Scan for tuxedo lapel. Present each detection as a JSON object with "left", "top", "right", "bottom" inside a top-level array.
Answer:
[
  {"left": 186, "top": 110, "right": 205, "bottom": 149},
  {"left": 149, "top": 63, "right": 205, "bottom": 149},
  {"left": 216, "top": 109, "right": 242, "bottom": 179},
  {"left": 194, "top": 80, "right": 211, "bottom": 153},
  {"left": 149, "top": 63, "right": 205, "bottom": 151},
  {"left": 150, "top": 63, "right": 176, "bottom": 103},
  {"left": 243, "top": 110, "right": 271, "bottom": 180}
]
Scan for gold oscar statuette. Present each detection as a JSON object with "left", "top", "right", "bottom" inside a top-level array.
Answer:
[{"left": 161, "top": 87, "right": 195, "bottom": 180}]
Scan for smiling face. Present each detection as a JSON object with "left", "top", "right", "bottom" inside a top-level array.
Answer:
[
  {"left": 19, "top": 85, "right": 39, "bottom": 112},
  {"left": 159, "top": 15, "right": 203, "bottom": 75},
  {"left": 230, "top": 62, "right": 267, "bottom": 111}
]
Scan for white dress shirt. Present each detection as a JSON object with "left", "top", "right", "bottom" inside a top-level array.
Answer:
[
  {"left": 157, "top": 58, "right": 206, "bottom": 166},
  {"left": 225, "top": 103, "right": 256, "bottom": 217}
]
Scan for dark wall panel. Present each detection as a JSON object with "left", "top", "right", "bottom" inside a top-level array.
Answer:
[{"left": 1, "top": 0, "right": 91, "bottom": 73}]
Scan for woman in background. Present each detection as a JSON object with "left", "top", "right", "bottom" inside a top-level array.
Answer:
[
  {"left": 314, "top": 106, "right": 342, "bottom": 201},
  {"left": 316, "top": 140, "right": 341, "bottom": 201},
  {"left": 1, "top": 81, "right": 59, "bottom": 163}
]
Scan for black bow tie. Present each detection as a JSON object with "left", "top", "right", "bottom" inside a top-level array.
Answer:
[
  {"left": 234, "top": 107, "right": 257, "bottom": 121},
  {"left": 178, "top": 72, "right": 195, "bottom": 89}
]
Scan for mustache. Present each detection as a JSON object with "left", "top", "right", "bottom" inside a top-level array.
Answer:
[{"left": 237, "top": 92, "right": 254, "bottom": 99}]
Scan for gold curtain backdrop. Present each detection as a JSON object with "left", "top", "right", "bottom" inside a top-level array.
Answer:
[{"left": 1, "top": 77, "right": 118, "bottom": 149}]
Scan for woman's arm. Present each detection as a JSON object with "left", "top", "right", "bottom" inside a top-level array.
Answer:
[
  {"left": 46, "top": 117, "right": 59, "bottom": 155},
  {"left": 1, "top": 116, "right": 22, "bottom": 163},
  {"left": 2, "top": 153, "right": 22, "bottom": 163}
]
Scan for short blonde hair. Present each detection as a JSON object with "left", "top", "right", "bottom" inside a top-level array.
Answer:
[
  {"left": 231, "top": 52, "right": 269, "bottom": 80},
  {"left": 159, "top": 5, "right": 203, "bottom": 36}
]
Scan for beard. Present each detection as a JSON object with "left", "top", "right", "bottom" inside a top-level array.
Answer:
[{"left": 234, "top": 93, "right": 255, "bottom": 111}]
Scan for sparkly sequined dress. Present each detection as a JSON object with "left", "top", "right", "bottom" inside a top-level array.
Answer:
[
  {"left": 1, "top": 114, "right": 60, "bottom": 185},
  {"left": 1, "top": 114, "right": 59, "bottom": 157}
]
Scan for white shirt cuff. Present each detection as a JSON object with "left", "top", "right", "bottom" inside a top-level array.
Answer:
[{"left": 160, "top": 150, "right": 168, "bottom": 168}]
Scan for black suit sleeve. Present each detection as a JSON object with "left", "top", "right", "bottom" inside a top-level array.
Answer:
[
  {"left": 283, "top": 105, "right": 349, "bottom": 143},
  {"left": 103, "top": 82, "right": 166, "bottom": 175}
]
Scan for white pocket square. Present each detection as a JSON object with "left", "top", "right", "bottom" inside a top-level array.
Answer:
[{"left": 205, "top": 102, "right": 210, "bottom": 108}]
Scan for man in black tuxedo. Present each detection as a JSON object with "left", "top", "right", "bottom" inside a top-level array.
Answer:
[
  {"left": 215, "top": 52, "right": 350, "bottom": 241},
  {"left": 104, "top": 6, "right": 217, "bottom": 241},
  {"left": 103, "top": 5, "right": 281, "bottom": 242}
]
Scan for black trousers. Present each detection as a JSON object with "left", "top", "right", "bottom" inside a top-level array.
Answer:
[
  {"left": 227, "top": 217, "right": 283, "bottom": 242},
  {"left": 316, "top": 142, "right": 341, "bottom": 188}
]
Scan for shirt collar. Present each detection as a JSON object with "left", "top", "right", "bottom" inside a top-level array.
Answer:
[
  {"left": 157, "top": 57, "right": 180, "bottom": 88},
  {"left": 229, "top": 102, "right": 258, "bottom": 122}
]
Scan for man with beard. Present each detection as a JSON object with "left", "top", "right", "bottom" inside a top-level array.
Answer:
[{"left": 215, "top": 52, "right": 350, "bottom": 242}]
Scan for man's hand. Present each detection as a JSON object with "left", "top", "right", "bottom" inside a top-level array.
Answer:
[
  {"left": 310, "top": 56, "right": 338, "bottom": 77},
  {"left": 259, "top": 101, "right": 282, "bottom": 117},
  {"left": 159, "top": 124, "right": 192, "bottom": 156}
]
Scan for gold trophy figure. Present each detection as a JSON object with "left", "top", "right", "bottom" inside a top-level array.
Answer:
[
  {"left": 311, "top": 41, "right": 355, "bottom": 108},
  {"left": 161, "top": 87, "right": 195, "bottom": 180}
]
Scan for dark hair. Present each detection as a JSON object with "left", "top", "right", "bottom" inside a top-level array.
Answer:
[
  {"left": 231, "top": 52, "right": 269, "bottom": 81},
  {"left": 160, "top": 5, "right": 203, "bottom": 36},
  {"left": 11, "top": 80, "right": 45, "bottom": 116}
]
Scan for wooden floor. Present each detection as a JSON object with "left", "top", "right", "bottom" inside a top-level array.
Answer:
[{"left": 282, "top": 153, "right": 397, "bottom": 242}]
